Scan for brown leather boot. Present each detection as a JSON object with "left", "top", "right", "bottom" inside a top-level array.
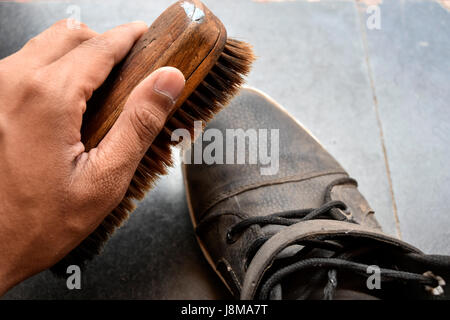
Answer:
[{"left": 182, "top": 87, "right": 450, "bottom": 300}]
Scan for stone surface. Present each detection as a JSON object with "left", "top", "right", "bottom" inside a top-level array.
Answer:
[
  {"left": 357, "top": 0, "right": 450, "bottom": 254},
  {"left": 0, "top": 0, "right": 448, "bottom": 299}
]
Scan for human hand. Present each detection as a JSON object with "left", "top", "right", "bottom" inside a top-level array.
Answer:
[{"left": 0, "top": 19, "right": 185, "bottom": 295}]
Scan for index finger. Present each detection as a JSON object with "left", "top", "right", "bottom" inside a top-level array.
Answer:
[{"left": 51, "top": 21, "right": 148, "bottom": 100}]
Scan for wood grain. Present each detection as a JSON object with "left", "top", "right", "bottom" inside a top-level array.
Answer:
[{"left": 82, "top": 0, "right": 227, "bottom": 150}]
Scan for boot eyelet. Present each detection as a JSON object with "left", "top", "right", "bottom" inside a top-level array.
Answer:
[
  {"left": 423, "top": 271, "right": 446, "bottom": 296},
  {"left": 226, "top": 229, "right": 237, "bottom": 244}
]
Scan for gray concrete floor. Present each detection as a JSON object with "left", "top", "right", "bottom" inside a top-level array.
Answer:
[{"left": 0, "top": 0, "right": 449, "bottom": 299}]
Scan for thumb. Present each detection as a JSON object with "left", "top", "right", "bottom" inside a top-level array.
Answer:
[{"left": 87, "top": 67, "right": 185, "bottom": 191}]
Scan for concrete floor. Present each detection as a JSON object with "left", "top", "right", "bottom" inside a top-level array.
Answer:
[{"left": 0, "top": 0, "right": 449, "bottom": 299}]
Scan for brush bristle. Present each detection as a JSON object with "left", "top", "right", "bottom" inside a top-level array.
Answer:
[{"left": 51, "top": 39, "right": 255, "bottom": 275}]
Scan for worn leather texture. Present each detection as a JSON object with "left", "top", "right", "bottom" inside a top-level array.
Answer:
[
  {"left": 183, "top": 88, "right": 389, "bottom": 297},
  {"left": 184, "top": 88, "right": 450, "bottom": 300}
]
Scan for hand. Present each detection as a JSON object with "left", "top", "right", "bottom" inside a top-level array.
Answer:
[{"left": 0, "top": 19, "right": 185, "bottom": 295}]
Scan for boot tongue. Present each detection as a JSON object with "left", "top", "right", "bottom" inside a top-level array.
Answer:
[
  {"left": 261, "top": 225, "right": 379, "bottom": 299},
  {"left": 241, "top": 220, "right": 422, "bottom": 299},
  {"left": 259, "top": 225, "right": 377, "bottom": 299}
]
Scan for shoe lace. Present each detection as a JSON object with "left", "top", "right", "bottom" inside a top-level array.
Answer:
[{"left": 226, "top": 177, "right": 449, "bottom": 300}]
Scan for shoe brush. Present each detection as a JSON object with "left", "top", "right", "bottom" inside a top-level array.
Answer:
[{"left": 51, "top": 0, "right": 254, "bottom": 274}]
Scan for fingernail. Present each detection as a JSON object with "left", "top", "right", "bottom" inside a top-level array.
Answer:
[
  {"left": 153, "top": 68, "right": 186, "bottom": 106},
  {"left": 131, "top": 20, "right": 148, "bottom": 26}
]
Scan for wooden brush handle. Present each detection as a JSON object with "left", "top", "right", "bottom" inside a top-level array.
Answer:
[{"left": 82, "top": 0, "right": 227, "bottom": 151}]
